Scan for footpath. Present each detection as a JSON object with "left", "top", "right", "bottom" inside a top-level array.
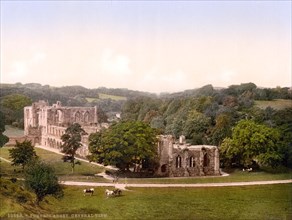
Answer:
[{"left": 61, "top": 179, "right": 292, "bottom": 190}]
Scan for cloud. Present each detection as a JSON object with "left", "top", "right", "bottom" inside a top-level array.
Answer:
[
  {"left": 100, "top": 49, "right": 132, "bottom": 76},
  {"left": 138, "top": 69, "right": 192, "bottom": 93},
  {"left": 3, "top": 52, "right": 47, "bottom": 82},
  {"left": 8, "top": 61, "right": 29, "bottom": 81}
]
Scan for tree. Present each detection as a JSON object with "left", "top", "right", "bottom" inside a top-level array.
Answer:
[
  {"left": 60, "top": 123, "right": 87, "bottom": 173},
  {"left": 24, "top": 160, "right": 63, "bottom": 205},
  {"left": 0, "top": 111, "right": 9, "bottom": 147},
  {"left": 1, "top": 94, "right": 32, "bottom": 128},
  {"left": 220, "top": 120, "right": 284, "bottom": 168},
  {"left": 88, "top": 121, "right": 158, "bottom": 172},
  {"left": 9, "top": 140, "right": 38, "bottom": 170},
  {"left": 183, "top": 110, "right": 211, "bottom": 144},
  {"left": 210, "top": 113, "right": 233, "bottom": 146}
]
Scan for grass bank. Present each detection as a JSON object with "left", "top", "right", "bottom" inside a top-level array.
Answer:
[
  {"left": 1, "top": 180, "right": 291, "bottom": 220},
  {"left": 0, "top": 147, "right": 105, "bottom": 182}
]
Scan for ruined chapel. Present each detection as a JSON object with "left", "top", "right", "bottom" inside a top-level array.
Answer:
[{"left": 156, "top": 135, "right": 220, "bottom": 177}]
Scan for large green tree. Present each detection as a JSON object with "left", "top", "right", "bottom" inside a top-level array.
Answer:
[
  {"left": 0, "top": 111, "right": 9, "bottom": 147},
  {"left": 210, "top": 113, "right": 233, "bottom": 146},
  {"left": 183, "top": 110, "right": 211, "bottom": 144},
  {"left": 60, "top": 123, "right": 86, "bottom": 173},
  {"left": 88, "top": 121, "right": 158, "bottom": 172},
  {"left": 24, "top": 160, "right": 63, "bottom": 205},
  {"left": 220, "top": 120, "right": 284, "bottom": 168},
  {"left": 1, "top": 94, "right": 32, "bottom": 127},
  {"left": 9, "top": 140, "right": 38, "bottom": 170}
]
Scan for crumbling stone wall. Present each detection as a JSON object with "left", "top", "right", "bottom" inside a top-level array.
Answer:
[
  {"left": 157, "top": 135, "right": 220, "bottom": 177},
  {"left": 24, "top": 101, "right": 106, "bottom": 157}
]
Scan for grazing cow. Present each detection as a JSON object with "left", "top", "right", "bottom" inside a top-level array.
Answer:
[
  {"left": 83, "top": 188, "right": 94, "bottom": 196},
  {"left": 243, "top": 168, "right": 253, "bottom": 172},
  {"left": 105, "top": 189, "right": 115, "bottom": 197},
  {"left": 113, "top": 189, "right": 122, "bottom": 196}
]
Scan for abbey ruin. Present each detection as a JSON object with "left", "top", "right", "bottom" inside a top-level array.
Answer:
[
  {"left": 24, "top": 100, "right": 108, "bottom": 156},
  {"left": 156, "top": 135, "right": 220, "bottom": 177},
  {"left": 24, "top": 101, "right": 220, "bottom": 177}
]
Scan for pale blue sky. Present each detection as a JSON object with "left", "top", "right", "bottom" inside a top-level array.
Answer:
[{"left": 1, "top": 1, "right": 291, "bottom": 93}]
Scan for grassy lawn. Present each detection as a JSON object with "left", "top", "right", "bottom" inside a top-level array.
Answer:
[
  {"left": 255, "top": 99, "right": 292, "bottom": 110},
  {"left": 1, "top": 146, "right": 292, "bottom": 184},
  {"left": 119, "top": 170, "right": 292, "bottom": 184},
  {"left": 0, "top": 147, "right": 105, "bottom": 182},
  {"left": 1, "top": 181, "right": 291, "bottom": 220}
]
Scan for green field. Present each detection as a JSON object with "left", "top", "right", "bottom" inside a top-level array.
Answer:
[
  {"left": 1, "top": 179, "right": 291, "bottom": 220},
  {"left": 86, "top": 93, "right": 127, "bottom": 103},
  {"left": 255, "top": 99, "right": 292, "bottom": 110},
  {"left": 1, "top": 145, "right": 292, "bottom": 219},
  {"left": 1, "top": 146, "right": 291, "bottom": 184},
  {"left": 0, "top": 147, "right": 105, "bottom": 182}
]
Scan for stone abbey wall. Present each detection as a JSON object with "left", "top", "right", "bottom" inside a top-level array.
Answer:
[
  {"left": 24, "top": 100, "right": 107, "bottom": 157},
  {"left": 156, "top": 135, "right": 220, "bottom": 177}
]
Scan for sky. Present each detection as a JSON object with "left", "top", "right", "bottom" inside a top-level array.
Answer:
[{"left": 1, "top": 1, "right": 291, "bottom": 93}]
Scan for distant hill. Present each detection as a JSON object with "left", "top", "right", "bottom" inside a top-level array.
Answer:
[{"left": 0, "top": 83, "right": 157, "bottom": 114}]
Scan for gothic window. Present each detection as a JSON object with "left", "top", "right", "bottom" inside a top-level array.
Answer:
[
  {"left": 75, "top": 111, "right": 81, "bottom": 122},
  {"left": 84, "top": 111, "right": 90, "bottom": 123},
  {"left": 26, "top": 109, "right": 30, "bottom": 118},
  {"left": 57, "top": 110, "right": 63, "bottom": 123},
  {"left": 189, "top": 156, "right": 195, "bottom": 168},
  {"left": 176, "top": 155, "right": 182, "bottom": 168},
  {"left": 203, "top": 153, "right": 210, "bottom": 167},
  {"left": 161, "top": 164, "right": 167, "bottom": 173}
]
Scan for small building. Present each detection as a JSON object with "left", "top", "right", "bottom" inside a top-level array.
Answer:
[
  {"left": 24, "top": 100, "right": 108, "bottom": 157},
  {"left": 156, "top": 135, "right": 220, "bottom": 177}
]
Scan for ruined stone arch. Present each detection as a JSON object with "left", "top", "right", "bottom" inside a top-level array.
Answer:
[
  {"left": 57, "top": 110, "right": 64, "bottom": 123},
  {"left": 203, "top": 153, "right": 210, "bottom": 167},
  {"left": 74, "top": 111, "right": 81, "bottom": 123},
  {"left": 161, "top": 164, "right": 167, "bottom": 173},
  {"left": 189, "top": 156, "right": 195, "bottom": 168},
  {"left": 84, "top": 111, "right": 90, "bottom": 123},
  {"left": 176, "top": 155, "right": 182, "bottom": 168}
]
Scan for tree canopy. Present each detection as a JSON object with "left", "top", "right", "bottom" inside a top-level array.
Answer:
[
  {"left": 220, "top": 120, "right": 285, "bottom": 168},
  {"left": 24, "top": 160, "right": 63, "bottom": 205},
  {"left": 88, "top": 121, "right": 158, "bottom": 172},
  {"left": 9, "top": 140, "right": 38, "bottom": 170},
  {"left": 60, "top": 123, "right": 87, "bottom": 173},
  {"left": 0, "top": 111, "right": 9, "bottom": 147}
]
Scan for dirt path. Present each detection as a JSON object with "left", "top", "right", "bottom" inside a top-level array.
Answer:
[
  {"left": 0, "top": 156, "right": 11, "bottom": 163},
  {"left": 35, "top": 145, "right": 118, "bottom": 171},
  {"left": 61, "top": 179, "right": 292, "bottom": 190}
]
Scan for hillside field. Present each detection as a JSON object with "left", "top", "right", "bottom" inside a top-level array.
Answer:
[
  {"left": 255, "top": 99, "right": 292, "bottom": 110},
  {"left": 86, "top": 93, "right": 127, "bottom": 103},
  {"left": 0, "top": 178, "right": 291, "bottom": 220}
]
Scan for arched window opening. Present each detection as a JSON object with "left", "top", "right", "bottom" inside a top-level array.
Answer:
[
  {"left": 75, "top": 111, "right": 81, "bottom": 122},
  {"left": 161, "top": 164, "right": 167, "bottom": 173},
  {"left": 57, "top": 110, "right": 64, "bottom": 123},
  {"left": 203, "top": 154, "right": 210, "bottom": 167},
  {"left": 189, "top": 156, "right": 195, "bottom": 168},
  {"left": 176, "top": 155, "right": 182, "bottom": 168},
  {"left": 84, "top": 111, "right": 90, "bottom": 123}
]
